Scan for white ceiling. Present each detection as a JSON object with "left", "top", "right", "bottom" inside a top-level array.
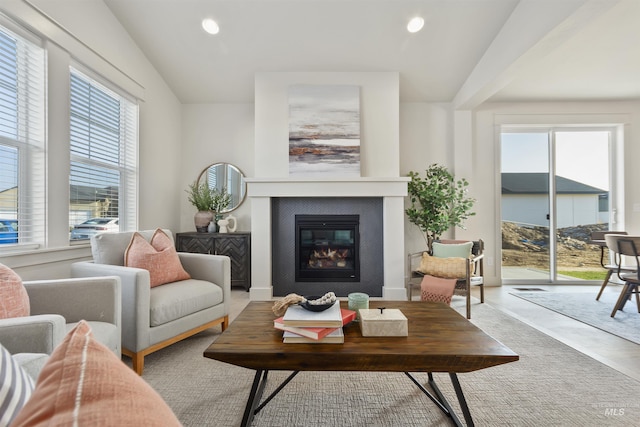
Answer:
[{"left": 103, "top": 0, "right": 640, "bottom": 105}]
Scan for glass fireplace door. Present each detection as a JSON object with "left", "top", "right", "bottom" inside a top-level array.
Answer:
[{"left": 295, "top": 215, "right": 359, "bottom": 282}]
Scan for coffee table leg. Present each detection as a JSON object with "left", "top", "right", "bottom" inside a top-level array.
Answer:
[
  {"left": 241, "top": 370, "right": 268, "bottom": 427},
  {"left": 405, "top": 372, "right": 449, "bottom": 413},
  {"left": 406, "top": 372, "right": 473, "bottom": 427},
  {"left": 449, "top": 373, "right": 474, "bottom": 427},
  {"left": 426, "top": 373, "right": 467, "bottom": 427}
]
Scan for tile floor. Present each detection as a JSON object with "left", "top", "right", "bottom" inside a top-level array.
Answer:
[{"left": 229, "top": 283, "right": 640, "bottom": 382}]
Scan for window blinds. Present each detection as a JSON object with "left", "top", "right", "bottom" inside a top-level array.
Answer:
[
  {"left": 0, "top": 25, "right": 45, "bottom": 248},
  {"left": 69, "top": 69, "right": 138, "bottom": 235}
]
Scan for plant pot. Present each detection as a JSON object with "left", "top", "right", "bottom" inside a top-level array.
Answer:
[{"left": 194, "top": 211, "right": 214, "bottom": 233}]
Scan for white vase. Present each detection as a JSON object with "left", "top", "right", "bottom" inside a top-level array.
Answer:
[
  {"left": 217, "top": 219, "right": 229, "bottom": 233},
  {"left": 217, "top": 215, "right": 237, "bottom": 233}
]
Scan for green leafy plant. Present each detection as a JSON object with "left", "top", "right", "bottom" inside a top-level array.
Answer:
[
  {"left": 186, "top": 181, "right": 214, "bottom": 212},
  {"left": 211, "top": 187, "right": 231, "bottom": 214},
  {"left": 406, "top": 164, "right": 476, "bottom": 248},
  {"left": 186, "top": 182, "right": 232, "bottom": 214}
]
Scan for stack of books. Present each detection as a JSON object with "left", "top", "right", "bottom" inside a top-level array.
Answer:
[{"left": 274, "top": 302, "right": 356, "bottom": 344}]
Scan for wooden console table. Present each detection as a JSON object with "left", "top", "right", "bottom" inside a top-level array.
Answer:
[{"left": 176, "top": 232, "right": 251, "bottom": 291}]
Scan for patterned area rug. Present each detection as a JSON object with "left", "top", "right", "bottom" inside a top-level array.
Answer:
[
  {"left": 511, "top": 291, "right": 640, "bottom": 344},
  {"left": 134, "top": 298, "right": 640, "bottom": 426}
]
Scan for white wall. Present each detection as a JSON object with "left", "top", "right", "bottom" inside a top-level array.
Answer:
[
  {"left": 1, "top": 1, "right": 182, "bottom": 279},
  {"left": 179, "top": 95, "right": 640, "bottom": 290},
  {"left": 399, "top": 102, "right": 454, "bottom": 254},
  {"left": 180, "top": 104, "right": 254, "bottom": 232},
  {"left": 254, "top": 72, "right": 400, "bottom": 178}
]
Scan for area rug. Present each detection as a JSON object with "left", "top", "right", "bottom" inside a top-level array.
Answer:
[
  {"left": 134, "top": 300, "right": 639, "bottom": 426},
  {"left": 511, "top": 291, "right": 640, "bottom": 345}
]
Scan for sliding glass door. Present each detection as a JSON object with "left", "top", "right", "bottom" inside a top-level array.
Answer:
[{"left": 501, "top": 127, "right": 614, "bottom": 283}]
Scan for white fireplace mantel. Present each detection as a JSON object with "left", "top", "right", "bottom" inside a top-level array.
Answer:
[
  {"left": 246, "top": 177, "right": 410, "bottom": 301},
  {"left": 245, "top": 177, "right": 409, "bottom": 198}
]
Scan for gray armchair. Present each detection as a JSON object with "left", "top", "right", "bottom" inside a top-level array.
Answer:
[
  {"left": 0, "top": 276, "right": 121, "bottom": 379},
  {"left": 71, "top": 229, "right": 230, "bottom": 375}
]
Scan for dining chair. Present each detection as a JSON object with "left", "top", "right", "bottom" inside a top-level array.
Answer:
[
  {"left": 591, "top": 231, "right": 631, "bottom": 300},
  {"left": 605, "top": 234, "right": 640, "bottom": 318}
]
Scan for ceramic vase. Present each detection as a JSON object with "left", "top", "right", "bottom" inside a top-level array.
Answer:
[{"left": 194, "top": 211, "right": 214, "bottom": 233}]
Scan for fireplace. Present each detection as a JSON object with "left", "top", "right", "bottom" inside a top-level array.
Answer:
[
  {"left": 271, "top": 197, "right": 384, "bottom": 297},
  {"left": 246, "top": 178, "right": 409, "bottom": 301},
  {"left": 295, "top": 214, "right": 359, "bottom": 282}
]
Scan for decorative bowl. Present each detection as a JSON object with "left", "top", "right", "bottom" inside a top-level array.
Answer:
[{"left": 299, "top": 295, "right": 335, "bottom": 312}]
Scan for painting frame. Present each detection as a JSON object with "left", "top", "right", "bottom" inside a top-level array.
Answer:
[{"left": 288, "top": 84, "right": 361, "bottom": 177}]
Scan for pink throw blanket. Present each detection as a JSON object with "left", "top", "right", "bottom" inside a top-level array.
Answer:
[{"left": 420, "top": 275, "right": 456, "bottom": 304}]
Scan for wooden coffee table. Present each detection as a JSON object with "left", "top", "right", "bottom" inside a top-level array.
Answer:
[{"left": 204, "top": 301, "right": 518, "bottom": 427}]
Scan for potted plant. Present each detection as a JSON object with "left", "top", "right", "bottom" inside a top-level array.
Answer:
[
  {"left": 186, "top": 181, "right": 214, "bottom": 232},
  {"left": 211, "top": 187, "right": 232, "bottom": 231},
  {"left": 405, "top": 164, "right": 476, "bottom": 250},
  {"left": 211, "top": 187, "right": 231, "bottom": 217}
]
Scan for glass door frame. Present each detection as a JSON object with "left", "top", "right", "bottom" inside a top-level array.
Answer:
[{"left": 499, "top": 124, "right": 622, "bottom": 285}]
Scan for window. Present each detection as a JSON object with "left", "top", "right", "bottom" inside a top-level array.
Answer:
[
  {"left": 69, "top": 69, "right": 138, "bottom": 239},
  {"left": 0, "top": 25, "right": 45, "bottom": 248}
]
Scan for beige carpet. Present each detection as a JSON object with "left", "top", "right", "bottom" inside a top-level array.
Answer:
[{"left": 136, "top": 299, "right": 640, "bottom": 426}]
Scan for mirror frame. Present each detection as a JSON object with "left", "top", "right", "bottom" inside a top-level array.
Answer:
[{"left": 196, "top": 163, "right": 247, "bottom": 213}]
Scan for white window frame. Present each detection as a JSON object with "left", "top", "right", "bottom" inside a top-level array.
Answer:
[
  {"left": 0, "top": 22, "right": 46, "bottom": 251},
  {"left": 69, "top": 66, "right": 138, "bottom": 239}
]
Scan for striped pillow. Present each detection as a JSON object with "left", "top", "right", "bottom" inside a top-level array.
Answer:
[{"left": 0, "top": 344, "right": 34, "bottom": 427}]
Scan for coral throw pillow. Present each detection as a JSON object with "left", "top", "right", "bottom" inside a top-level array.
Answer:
[
  {"left": 0, "top": 263, "right": 30, "bottom": 319},
  {"left": 11, "top": 320, "right": 182, "bottom": 427},
  {"left": 124, "top": 229, "right": 190, "bottom": 287}
]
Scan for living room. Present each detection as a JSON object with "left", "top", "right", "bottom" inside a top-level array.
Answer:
[
  {"left": 1, "top": 0, "right": 639, "bottom": 425},
  {"left": 1, "top": 0, "right": 638, "bottom": 283}
]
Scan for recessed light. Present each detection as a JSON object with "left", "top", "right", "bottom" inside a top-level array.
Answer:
[
  {"left": 202, "top": 18, "right": 219, "bottom": 35},
  {"left": 407, "top": 16, "right": 424, "bottom": 33}
]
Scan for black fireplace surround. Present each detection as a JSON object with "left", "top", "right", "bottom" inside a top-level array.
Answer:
[{"left": 271, "top": 197, "right": 383, "bottom": 297}]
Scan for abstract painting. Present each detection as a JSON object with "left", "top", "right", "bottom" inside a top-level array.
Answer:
[{"left": 288, "top": 85, "right": 360, "bottom": 176}]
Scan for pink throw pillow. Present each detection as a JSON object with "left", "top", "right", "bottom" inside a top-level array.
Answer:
[
  {"left": 11, "top": 320, "right": 182, "bottom": 426},
  {"left": 124, "top": 229, "right": 190, "bottom": 287},
  {"left": 0, "top": 263, "right": 30, "bottom": 318}
]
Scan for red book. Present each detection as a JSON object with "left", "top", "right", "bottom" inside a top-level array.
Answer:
[
  {"left": 340, "top": 308, "right": 357, "bottom": 325},
  {"left": 274, "top": 308, "right": 357, "bottom": 340}
]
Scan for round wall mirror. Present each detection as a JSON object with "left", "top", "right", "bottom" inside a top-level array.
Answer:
[{"left": 197, "top": 163, "right": 247, "bottom": 213}]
